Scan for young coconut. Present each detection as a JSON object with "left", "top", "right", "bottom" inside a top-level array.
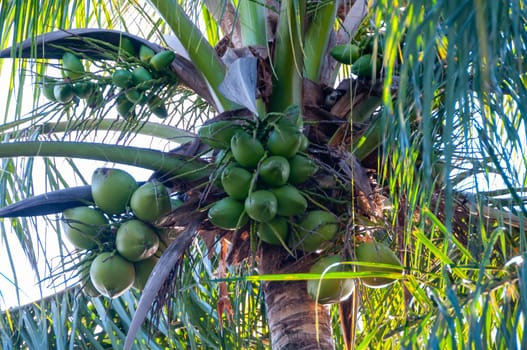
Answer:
[
  {"left": 208, "top": 197, "right": 249, "bottom": 230},
  {"left": 292, "top": 210, "right": 339, "bottom": 252},
  {"left": 115, "top": 220, "right": 159, "bottom": 262},
  {"left": 78, "top": 253, "right": 101, "bottom": 297},
  {"left": 198, "top": 121, "right": 244, "bottom": 149},
  {"left": 118, "top": 37, "right": 136, "bottom": 58},
  {"left": 132, "top": 66, "right": 153, "bottom": 87},
  {"left": 352, "top": 54, "right": 380, "bottom": 78},
  {"left": 221, "top": 166, "right": 252, "bottom": 200},
  {"left": 150, "top": 50, "right": 176, "bottom": 71},
  {"left": 244, "top": 190, "right": 278, "bottom": 223},
  {"left": 355, "top": 241, "right": 402, "bottom": 288},
  {"left": 258, "top": 156, "right": 290, "bottom": 187},
  {"left": 266, "top": 124, "right": 303, "bottom": 158},
  {"left": 307, "top": 255, "right": 355, "bottom": 304},
  {"left": 41, "top": 77, "right": 58, "bottom": 101},
  {"left": 112, "top": 69, "right": 134, "bottom": 88},
  {"left": 330, "top": 43, "right": 361, "bottom": 65},
  {"left": 91, "top": 168, "right": 138, "bottom": 215},
  {"left": 139, "top": 45, "right": 155, "bottom": 62},
  {"left": 257, "top": 216, "right": 289, "bottom": 246},
  {"left": 125, "top": 88, "right": 146, "bottom": 105},
  {"left": 133, "top": 256, "right": 158, "bottom": 290},
  {"left": 288, "top": 154, "right": 318, "bottom": 185},
  {"left": 90, "top": 252, "right": 135, "bottom": 298},
  {"left": 53, "top": 83, "right": 75, "bottom": 103},
  {"left": 62, "top": 206, "right": 108, "bottom": 250},
  {"left": 270, "top": 185, "right": 307, "bottom": 217},
  {"left": 231, "top": 131, "right": 265, "bottom": 168},
  {"left": 116, "top": 96, "right": 136, "bottom": 119},
  {"left": 62, "top": 52, "right": 85, "bottom": 80},
  {"left": 72, "top": 81, "right": 94, "bottom": 99},
  {"left": 147, "top": 95, "right": 168, "bottom": 119},
  {"left": 130, "top": 180, "right": 171, "bottom": 223}
]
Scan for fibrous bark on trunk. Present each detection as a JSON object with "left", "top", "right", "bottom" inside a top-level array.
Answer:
[
  {"left": 264, "top": 280, "right": 335, "bottom": 350},
  {"left": 260, "top": 246, "right": 335, "bottom": 349}
]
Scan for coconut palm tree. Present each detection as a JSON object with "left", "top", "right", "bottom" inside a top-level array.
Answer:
[{"left": 0, "top": 0, "right": 526, "bottom": 349}]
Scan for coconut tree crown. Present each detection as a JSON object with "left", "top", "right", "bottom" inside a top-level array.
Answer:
[{"left": 0, "top": 1, "right": 526, "bottom": 349}]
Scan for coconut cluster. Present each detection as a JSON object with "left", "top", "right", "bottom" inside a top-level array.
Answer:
[
  {"left": 198, "top": 115, "right": 347, "bottom": 253},
  {"left": 199, "top": 113, "right": 404, "bottom": 304},
  {"left": 40, "top": 38, "right": 177, "bottom": 120},
  {"left": 330, "top": 42, "right": 381, "bottom": 78},
  {"left": 61, "top": 168, "right": 178, "bottom": 298}
]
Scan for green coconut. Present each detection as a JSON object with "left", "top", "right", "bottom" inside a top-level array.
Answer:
[
  {"left": 133, "top": 256, "right": 158, "bottom": 290},
  {"left": 355, "top": 241, "right": 402, "bottom": 288},
  {"left": 244, "top": 190, "right": 278, "bottom": 223},
  {"left": 257, "top": 216, "right": 289, "bottom": 245},
  {"left": 258, "top": 156, "right": 290, "bottom": 187},
  {"left": 198, "top": 121, "right": 243, "bottom": 149},
  {"left": 150, "top": 50, "right": 176, "bottom": 71},
  {"left": 62, "top": 206, "right": 108, "bottom": 250},
  {"left": 130, "top": 180, "right": 171, "bottom": 223},
  {"left": 208, "top": 197, "right": 249, "bottom": 230},
  {"left": 91, "top": 168, "right": 138, "bottom": 215},
  {"left": 307, "top": 255, "right": 355, "bottom": 304},
  {"left": 292, "top": 210, "right": 339, "bottom": 252},
  {"left": 221, "top": 166, "right": 253, "bottom": 200},
  {"left": 266, "top": 125, "right": 303, "bottom": 158},
  {"left": 62, "top": 52, "right": 85, "bottom": 80},
  {"left": 90, "top": 252, "right": 135, "bottom": 298},
  {"left": 269, "top": 185, "right": 307, "bottom": 216},
  {"left": 231, "top": 131, "right": 265, "bottom": 168},
  {"left": 112, "top": 69, "right": 134, "bottom": 88},
  {"left": 288, "top": 154, "right": 318, "bottom": 185},
  {"left": 115, "top": 220, "right": 159, "bottom": 262}
]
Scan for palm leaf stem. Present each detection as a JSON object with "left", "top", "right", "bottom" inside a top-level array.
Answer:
[
  {"left": 148, "top": 0, "right": 235, "bottom": 111},
  {"left": 0, "top": 185, "right": 92, "bottom": 217},
  {"left": 33, "top": 119, "right": 194, "bottom": 144},
  {"left": 304, "top": 0, "right": 338, "bottom": 82},
  {"left": 0, "top": 141, "right": 210, "bottom": 181},
  {"left": 238, "top": 0, "right": 267, "bottom": 47},
  {"left": 268, "top": 0, "right": 306, "bottom": 116}
]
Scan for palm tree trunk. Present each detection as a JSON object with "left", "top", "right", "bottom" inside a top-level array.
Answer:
[
  {"left": 264, "top": 280, "right": 335, "bottom": 349},
  {"left": 260, "top": 247, "right": 335, "bottom": 349}
]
